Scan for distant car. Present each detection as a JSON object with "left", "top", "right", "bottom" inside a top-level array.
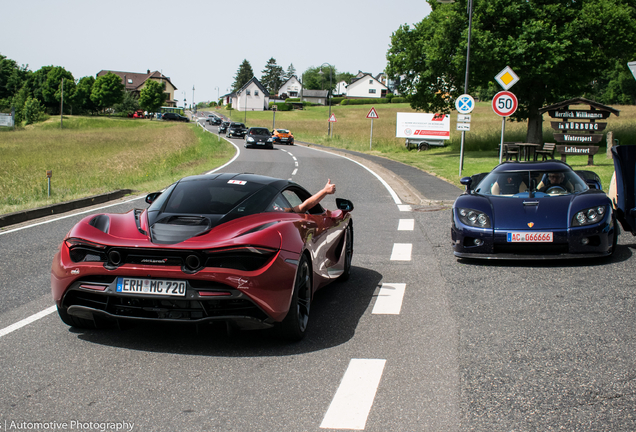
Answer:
[
  {"left": 245, "top": 127, "right": 274, "bottom": 149},
  {"left": 162, "top": 112, "right": 189, "bottom": 122},
  {"left": 209, "top": 116, "right": 222, "bottom": 125},
  {"left": 206, "top": 114, "right": 219, "bottom": 124},
  {"left": 218, "top": 121, "right": 230, "bottom": 133},
  {"left": 452, "top": 160, "right": 619, "bottom": 259},
  {"left": 132, "top": 110, "right": 145, "bottom": 119},
  {"left": 226, "top": 122, "right": 248, "bottom": 138},
  {"left": 272, "top": 128, "right": 294, "bottom": 145}
]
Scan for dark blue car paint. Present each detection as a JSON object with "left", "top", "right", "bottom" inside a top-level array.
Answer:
[
  {"left": 611, "top": 145, "right": 636, "bottom": 233},
  {"left": 452, "top": 160, "right": 617, "bottom": 259}
]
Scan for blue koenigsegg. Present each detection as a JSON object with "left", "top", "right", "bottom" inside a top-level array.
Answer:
[{"left": 451, "top": 153, "right": 632, "bottom": 259}]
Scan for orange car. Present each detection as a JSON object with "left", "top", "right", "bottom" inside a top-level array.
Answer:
[{"left": 272, "top": 129, "right": 294, "bottom": 145}]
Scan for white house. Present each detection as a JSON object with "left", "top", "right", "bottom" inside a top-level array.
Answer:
[
  {"left": 278, "top": 76, "right": 302, "bottom": 98},
  {"left": 346, "top": 73, "right": 389, "bottom": 98},
  {"left": 230, "top": 77, "right": 270, "bottom": 111},
  {"left": 334, "top": 80, "right": 348, "bottom": 96}
]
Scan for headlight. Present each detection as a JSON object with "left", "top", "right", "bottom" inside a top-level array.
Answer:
[
  {"left": 267, "top": 138, "right": 273, "bottom": 142},
  {"left": 247, "top": 137, "right": 255, "bottom": 142},
  {"left": 457, "top": 208, "right": 491, "bottom": 228},
  {"left": 573, "top": 205, "right": 606, "bottom": 226}
]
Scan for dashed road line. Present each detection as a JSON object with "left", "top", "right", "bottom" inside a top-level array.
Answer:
[
  {"left": 372, "top": 283, "right": 406, "bottom": 315},
  {"left": 398, "top": 219, "right": 415, "bottom": 231},
  {"left": 390, "top": 243, "right": 412, "bottom": 261},
  {"left": 398, "top": 204, "right": 412, "bottom": 212},
  {"left": 320, "top": 359, "right": 386, "bottom": 430}
]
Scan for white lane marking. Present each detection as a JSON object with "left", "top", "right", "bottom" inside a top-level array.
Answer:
[
  {"left": 0, "top": 306, "right": 56, "bottom": 339},
  {"left": 292, "top": 169, "right": 298, "bottom": 176},
  {"left": 320, "top": 359, "right": 386, "bottom": 430},
  {"left": 390, "top": 243, "right": 412, "bottom": 261},
  {"left": 398, "top": 204, "right": 412, "bottom": 212},
  {"left": 301, "top": 146, "right": 402, "bottom": 205},
  {"left": 398, "top": 219, "right": 414, "bottom": 231},
  {"left": 372, "top": 283, "right": 406, "bottom": 315}
]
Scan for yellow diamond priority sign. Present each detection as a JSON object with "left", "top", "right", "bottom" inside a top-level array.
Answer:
[{"left": 495, "top": 66, "right": 519, "bottom": 90}]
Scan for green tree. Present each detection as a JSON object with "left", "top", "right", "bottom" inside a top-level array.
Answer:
[
  {"left": 139, "top": 80, "right": 165, "bottom": 118},
  {"left": 335, "top": 72, "right": 355, "bottom": 85},
  {"left": 0, "top": 54, "right": 29, "bottom": 102},
  {"left": 285, "top": 63, "right": 297, "bottom": 80},
  {"left": 261, "top": 58, "right": 285, "bottom": 94},
  {"left": 74, "top": 76, "right": 97, "bottom": 114},
  {"left": 24, "top": 96, "right": 44, "bottom": 125},
  {"left": 302, "top": 65, "right": 337, "bottom": 91},
  {"left": 232, "top": 59, "right": 254, "bottom": 91},
  {"left": 386, "top": 0, "right": 636, "bottom": 143},
  {"left": 91, "top": 72, "right": 124, "bottom": 113},
  {"left": 38, "top": 66, "right": 75, "bottom": 114},
  {"left": 114, "top": 90, "right": 140, "bottom": 115}
]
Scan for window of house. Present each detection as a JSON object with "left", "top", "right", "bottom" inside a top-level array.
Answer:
[
  {"left": 246, "top": 90, "right": 251, "bottom": 96},
  {"left": 254, "top": 90, "right": 259, "bottom": 96},
  {"left": 127, "top": 79, "right": 133, "bottom": 84},
  {"left": 369, "top": 79, "right": 373, "bottom": 84},
  {"left": 369, "top": 89, "right": 377, "bottom": 94}
]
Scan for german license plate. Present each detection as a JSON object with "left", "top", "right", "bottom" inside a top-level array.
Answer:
[
  {"left": 281, "top": 138, "right": 288, "bottom": 141},
  {"left": 507, "top": 232, "right": 553, "bottom": 242},
  {"left": 116, "top": 277, "right": 186, "bottom": 297}
]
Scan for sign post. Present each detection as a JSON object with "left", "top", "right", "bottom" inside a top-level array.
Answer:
[
  {"left": 367, "top": 107, "right": 379, "bottom": 149},
  {"left": 328, "top": 114, "right": 337, "bottom": 138},
  {"left": 46, "top": 170, "right": 52, "bottom": 197},
  {"left": 455, "top": 94, "right": 475, "bottom": 175},
  {"left": 492, "top": 91, "right": 519, "bottom": 163}
]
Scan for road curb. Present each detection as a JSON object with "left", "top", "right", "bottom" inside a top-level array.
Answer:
[{"left": 0, "top": 189, "right": 135, "bottom": 228}]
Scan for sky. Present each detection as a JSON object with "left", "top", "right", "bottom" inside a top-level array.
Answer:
[{"left": 3, "top": 0, "right": 431, "bottom": 106}]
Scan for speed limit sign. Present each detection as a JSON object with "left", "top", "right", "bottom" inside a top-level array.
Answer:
[{"left": 492, "top": 91, "right": 518, "bottom": 117}]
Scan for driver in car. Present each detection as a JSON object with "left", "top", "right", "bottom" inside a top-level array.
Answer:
[
  {"left": 272, "top": 179, "right": 336, "bottom": 213},
  {"left": 538, "top": 172, "right": 573, "bottom": 193}
]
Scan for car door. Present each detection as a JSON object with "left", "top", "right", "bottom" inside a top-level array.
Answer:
[
  {"left": 281, "top": 188, "right": 347, "bottom": 279},
  {"left": 611, "top": 145, "right": 636, "bottom": 232}
]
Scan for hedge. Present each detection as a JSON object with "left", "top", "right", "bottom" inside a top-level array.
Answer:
[
  {"left": 391, "top": 97, "right": 407, "bottom": 103},
  {"left": 341, "top": 98, "right": 390, "bottom": 105},
  {"left": 269, "top": 102, "right": 292, "bottom": 111}
]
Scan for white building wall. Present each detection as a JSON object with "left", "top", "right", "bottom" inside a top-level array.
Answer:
[
  {"left": 346, "top": 76, "right": 387, "bottom": 99},
  {"left": 279, "top": 77, "right": 302, "bottom": 97},
  {"left": 236, "top": 82, "right": 269, "bottom": 111}
]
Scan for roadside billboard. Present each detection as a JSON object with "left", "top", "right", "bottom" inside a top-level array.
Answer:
[{"left": 395, "top": 113, "right": 450, "bottom": 140}]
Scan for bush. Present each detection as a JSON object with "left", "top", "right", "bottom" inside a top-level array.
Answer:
[
  {"left": 330, "top": 97, "right": 345, "bottom": 105},
  {"left": 391, "top": 97, "right": 407, "bottom": 103},
  {"left": 340, "top": 98, "right": 389, "bottom": 105},
  {"left": 225, "top": 103, "right": 232, "bottom": 110},
  {"left": 24, "top": 97, "right": 45, "bottom": 125},
  {"left": 285, "top": 98, "right": 300, "bottom": 103},
  {"left": 270, "top": 102, "right": 292, "bottom": 111}
]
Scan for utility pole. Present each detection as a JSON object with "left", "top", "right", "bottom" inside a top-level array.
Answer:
[{"left": 60, "top": 78, "right": 64, "bottom": 129}]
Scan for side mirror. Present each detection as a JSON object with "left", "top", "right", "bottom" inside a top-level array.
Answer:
[
  {"left": 145, "top": 192, "right": 162, "bottom": 205},
  {"left": 336, "top": 198, "right": 354, "bottom": 212},
  {"left": 586, "top": 179, "right": 601, "bottom": 190},
  {"left": 460, "top": 177, "right": 473, "bottom": 193}
]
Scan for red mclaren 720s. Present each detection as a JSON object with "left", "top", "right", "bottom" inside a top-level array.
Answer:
[{"left": 51, "top": 173, "right": 354, "bottom": 340}]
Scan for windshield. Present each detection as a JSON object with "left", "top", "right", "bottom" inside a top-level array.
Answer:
[
  {"left": 276, "top": 129, "right": 289, "bottom": 133},
  {"left": 230, "top": 123, "right": 245, "bottom": 128},
  {"left": 250, "top": 128, "right": 270, "bottom": 135},
  {"left": 475, "top": 170, "right": 589, "bottom": 197},
  {"left": 157, "top": 178, "right": 265, "bottom": 215}
]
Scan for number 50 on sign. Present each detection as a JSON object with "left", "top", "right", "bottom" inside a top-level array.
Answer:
[{"left": 492, "top": 91, "right": 518, "bottom": 117}]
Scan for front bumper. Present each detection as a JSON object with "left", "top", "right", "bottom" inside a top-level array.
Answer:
[{"left": 451, "top": 217, "right": 616, "bottom": 260}]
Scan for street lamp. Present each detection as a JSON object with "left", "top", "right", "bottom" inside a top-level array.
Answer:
[
  {"left": 319, "top": 63, "right": 333, "bottom": 137},
  {"left": 437, "top": 0, "right": 473, "bottom": 176},
  {"left": 215, "top": 86, "right": 219, "bottom": 106},
  {"left": 192, "top": 85, "right": 195, "bottom": 113}
]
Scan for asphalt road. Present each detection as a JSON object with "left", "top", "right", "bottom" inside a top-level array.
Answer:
[{"left": 0, "top": 114, "right": 634, "bottom": 431}]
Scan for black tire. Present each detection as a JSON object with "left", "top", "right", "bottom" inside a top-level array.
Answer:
[
  {"left": 280, "top": 255, "right": 312, "bottom": 341},
  {"left": 338, "top": 223, "right": 354, "bottom": 282},
  {"left": 57, "top": 305, "right": 98, "bottom": 329}
]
